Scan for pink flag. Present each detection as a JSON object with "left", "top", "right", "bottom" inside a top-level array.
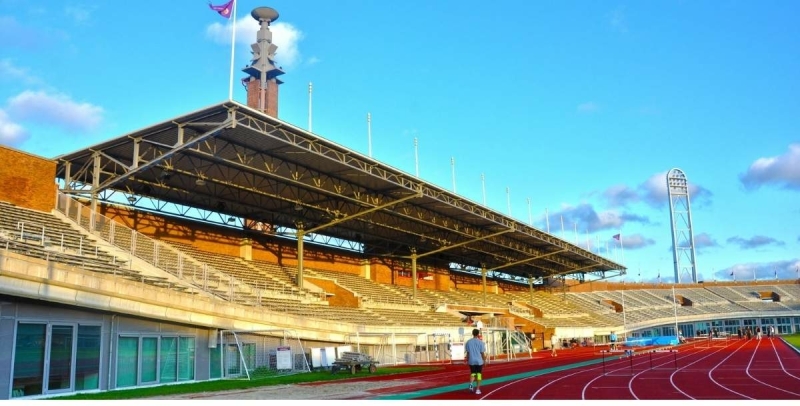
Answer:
[
  {"left": 209, "top": 0, "right": 235, "bottom": 18},
  {"left": 612, "top": 234, "right": 620, "bottom": 241}
]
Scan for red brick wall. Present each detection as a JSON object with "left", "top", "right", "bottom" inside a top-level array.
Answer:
[
  {"left": 307, "top": 277, "right": 359, "bottom": 308},
  {"left": 0, "top": 146, "right": 56, "bottom": 211},
  {"left": 245, "top": 78, "right": 279, "bottom": 117}
]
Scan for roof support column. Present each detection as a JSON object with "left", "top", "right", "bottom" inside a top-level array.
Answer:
[
  {"left": 410, "top": 247, "right": 418, "bottom": 301},
  {"left": 481, "top": 263, "right": 487, "bottom": 307},
  {"left": 90, "top": 152, "right": 101, "bottom": 232},
  {"left": 296, "top": 221, "right": 305, "bottom": 288},
  {"left": 62, "top": 161, "right": 72, "bottom": 219},
  {"left": 529, "top": 275, "right": 534, "bottom": 307}
]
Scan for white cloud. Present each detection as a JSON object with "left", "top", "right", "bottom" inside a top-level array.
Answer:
[
  {"left": 577, "top": 102, "right": 598, "bottom": 113},
  {"left": 739, "top": 143, "right": 800, "bottom": 191},
  {"left": 206, "top": 17, "right": 304, "bottom": 70},
  {"left": 65, "top": 6, "right": 93, "bottom": 24},
  {"left": 6, "top": 90, "right": 103, "bottom": 132},
  {"left": 0, "top": 59, "right": 42, "bottom": 85},
  {"left": 0, "top": 109, "right": 29, "bottom": 147},
  {"left": 549, "top": 203, "right": 649, "bottom": 233},
  {"left": 306, "top": 56, "right": 321, "bottom": 66},
  {"left": 640, "top": 170, "right": 712, "bottom": 208}
]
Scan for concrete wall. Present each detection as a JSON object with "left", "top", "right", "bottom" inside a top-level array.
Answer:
[{"left": 0, "top": 296, "right": 213, "bottom": 398}]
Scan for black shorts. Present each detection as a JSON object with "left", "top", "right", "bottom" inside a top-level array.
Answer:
[{"left": 469, "top": 364, "right": 484, "bottom": 374}]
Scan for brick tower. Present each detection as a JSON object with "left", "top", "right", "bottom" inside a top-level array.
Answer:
[{"left": 242, "top": 7, "right": 284, "bottom": 117}]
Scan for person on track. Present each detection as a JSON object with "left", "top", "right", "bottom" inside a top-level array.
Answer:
[
  {"left": 550, "top": 333, "right": 559, "bottom": 357},
  {"left": 465, "top": 328, "right": 487, "bottom": 395}
]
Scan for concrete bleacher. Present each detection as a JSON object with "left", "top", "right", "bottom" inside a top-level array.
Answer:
[
  {"left": 304, "top": 268, "right": 420, "bottom": 306},
  {"left": 0, "top": 201, "right": 186, "bottom": 290}
]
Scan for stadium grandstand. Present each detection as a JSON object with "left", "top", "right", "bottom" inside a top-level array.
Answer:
[{"left": 1, "top": 6, "right": 799, "bottom": 400}]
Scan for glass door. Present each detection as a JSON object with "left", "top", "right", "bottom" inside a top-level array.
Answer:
[{"left": 46, "top": 325, "right": 75, "bottom": 393}]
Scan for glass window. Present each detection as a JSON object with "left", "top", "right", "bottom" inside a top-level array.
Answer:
[
  {"left": 160, "top": 337, "right": 177, "bottom": 383},
  {"left": 116, "top": 337, "right": 139, "bottom": 388},
  {"left": 141, "top": 337, "right": 158, "bottom": 384},
  {"left": 210, "top": 344, "right": 222, "bottom": 379},
  {"left": 75, "top": 326, "right": 101, "bottom": 391},
  {"left": 178, "top": 337, "right": 195, "bottom": 382},
  {"left": 12, "top": 323, "right": 46, "bottom": 398}
]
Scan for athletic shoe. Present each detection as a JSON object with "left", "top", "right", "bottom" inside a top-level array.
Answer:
[
  {"left": 475, "top": 389, "right": 482, "bottom": 395},
  {"left": 468, "top": 383, "right": 474, "bottom": 392}
]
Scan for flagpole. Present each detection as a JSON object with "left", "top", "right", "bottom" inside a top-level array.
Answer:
[
  {"left": 308, "top": 82, "right": 313, "bottom": 131},
  {"left": 367, "top": 113, "right": 372, "bottom": 157},
  {"left": 227, "top": 0, "right": 237, "bottom": 101},
  {"left": 481, "top": 174, "right": 486, "bottom": 205},
  {"left": 545, "top": 208, "right": 550, "bottom": 233}
]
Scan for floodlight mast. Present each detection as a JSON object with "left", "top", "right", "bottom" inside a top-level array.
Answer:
[{"left": 666, "top": 168, "right": 698, "bottom": 283}]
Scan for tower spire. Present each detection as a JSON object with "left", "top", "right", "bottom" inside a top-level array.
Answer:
[{"left": 242, "top": 7, "right": 285, "bottom": 117}]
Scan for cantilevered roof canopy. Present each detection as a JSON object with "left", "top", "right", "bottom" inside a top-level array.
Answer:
[{"left": 55, "top": 100, "right": 626, "bottom": 282}]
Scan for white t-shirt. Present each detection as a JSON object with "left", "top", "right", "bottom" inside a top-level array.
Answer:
[
  {"left": 476, "top": 320, "right": 484, "bottom": 329},
  {"left": 551, "top": 335, "right": 559, "bottom": 347}
]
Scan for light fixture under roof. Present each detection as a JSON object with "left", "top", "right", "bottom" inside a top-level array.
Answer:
[
  {"left": 127, "top": 196, "right": 136, "bottom": 204},
  {"left": 294, "top": 203, "right": 303, "bottom": 211},
  {"left": 195, "top": 178, "right": 206, "bottom": 186}
]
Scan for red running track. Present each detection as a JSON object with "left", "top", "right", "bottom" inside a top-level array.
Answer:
[{"left": 358, "top": 338, "right": 800, "bottom": 400}]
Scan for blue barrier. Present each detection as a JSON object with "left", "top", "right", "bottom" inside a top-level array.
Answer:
[{"left": 623, "top": 336, "right": 679, "bottom": 347}]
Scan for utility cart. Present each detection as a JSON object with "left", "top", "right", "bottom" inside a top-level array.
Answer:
[{"left": 330, "top": 351, "right": 379, "bottom": 375}]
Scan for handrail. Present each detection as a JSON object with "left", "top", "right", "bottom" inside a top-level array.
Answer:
[{"left": 55, "top": 193, "right": 306, "bottom": 306}]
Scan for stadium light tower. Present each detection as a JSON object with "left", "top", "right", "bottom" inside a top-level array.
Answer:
[{"left": 666, "top": 168, "right": 698, "bottom": 283}]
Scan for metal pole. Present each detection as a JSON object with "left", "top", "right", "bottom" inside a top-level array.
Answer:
[
  {"left": 672, "top": 285, "right": 679, "bottom": 343},
  {"left": 414, "top": 137, "right": 419, "bottom": 177},
  {"left": 506, "top": 187, "right": 511, "bottom": 215},
  {"left": 451, "top": 157, "right": 456, "bottom": 193},
  {"left": 308, "top": 82, "right": 313, "bottom": 132},
  {"left": 481, "top": 173, "right": 486, "bottom": 206},
  {"left": 527, "top": 197, "right": 532, "bottom": 226},
  {"left": 545, "top": 208, "right": 550, "bottom": 233},
  {"left": 367, "top": 113, "right": 372, "bottom": 157},
  {"left": 227, "top": 0, "right": 237, "bottom": 100}
]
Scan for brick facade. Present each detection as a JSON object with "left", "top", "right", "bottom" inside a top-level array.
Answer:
[
  {"left": 0, "top": 146, "right": 56, "bottom": 212},
  {"left": 245, "top": 78, "right": 279, "bottom": 117}
]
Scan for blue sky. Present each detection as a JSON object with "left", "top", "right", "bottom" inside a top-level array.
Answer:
[{"left": 1, "top": 0, "right": 798, "bottom": 283}]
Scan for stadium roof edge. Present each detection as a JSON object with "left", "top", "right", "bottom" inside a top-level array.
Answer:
[{"left": 53, "top": 100, "right": 626, "bottom": 282}]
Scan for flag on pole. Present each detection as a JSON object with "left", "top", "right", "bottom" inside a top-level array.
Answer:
[
  {"left": 613, "top": 233, "right": 620, "bottom": 241},
  {"left": 207, "top": 0, "right": 238, "bottom": 100},
  {"left": 209, "top": 0, "right": 235, "bottom": 18}
]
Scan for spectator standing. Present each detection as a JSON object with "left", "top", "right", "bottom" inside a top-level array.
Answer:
[
  {"left": 465, "top": 328, "right": 487, "bottom": 395},
  {"left": 756, "top": 326, "right": 762, "bottom": 340},
  {"left": 610, "top": 331, "right": 618, "bottom": 351},
  {"left": 769, "top": 325, "right": 775, "bottom": 339}
]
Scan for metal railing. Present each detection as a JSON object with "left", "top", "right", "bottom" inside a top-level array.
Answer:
[{"left": 55, "top": 193, "right": 311, "bottom": 306}]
